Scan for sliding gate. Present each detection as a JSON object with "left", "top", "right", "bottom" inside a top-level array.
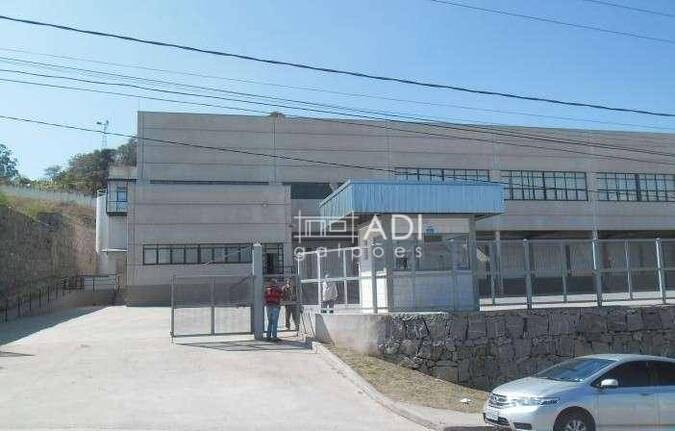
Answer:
[{"left": 171, "top": 274, "right": 254, "bottom": 337}]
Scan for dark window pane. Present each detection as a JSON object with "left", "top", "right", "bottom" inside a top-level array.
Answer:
[
  {"left": 653, "top": 361, "right": 675, "bottom": 386},
  {"left": 288, "top": 182, "right": 334, "bottom": 199},
  {"left": 599, "top": 361, "right": 652, "bottom": 387}
]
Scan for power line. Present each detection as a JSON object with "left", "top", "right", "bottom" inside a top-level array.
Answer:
[
  {"left": 1, "top": 112, "right": 671, "bottom": 197},
  {"left": 0, "top": 14, "right": 673, "bottom": 117},
  {"left": 2, "top": 74, "right": 674, "bottom": 167},
  {"left": 577, "top": 0, "right": 675, "bottom": 18},
  {"left": 427, "top": 0, "right": 675, "bottom": 45},
  {"left": 2, "top": 65, "right": 674, "bottom": 162},
  {"left": 2, "top": 46, "right": 673, "bottom": 132}
]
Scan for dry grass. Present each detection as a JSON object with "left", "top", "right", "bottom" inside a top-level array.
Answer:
[
  {"left": 327, "top": 345, "right": 488, "bottom": 414},
  {"left": 2, "top": 195, "right": 95, "bottom": 227}
]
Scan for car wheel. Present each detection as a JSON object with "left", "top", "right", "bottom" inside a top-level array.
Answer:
[{"left": 554, "top": 410, "right": 595, "bottom": 431}]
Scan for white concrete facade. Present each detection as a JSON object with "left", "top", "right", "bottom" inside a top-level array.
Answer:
[{"left": 99, "top": 111, "right": 675, "bottom": 303}]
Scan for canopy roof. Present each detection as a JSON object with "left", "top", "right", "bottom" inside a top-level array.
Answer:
[{"left": 319, "top": 179, "right": 504, "bottom": 221}]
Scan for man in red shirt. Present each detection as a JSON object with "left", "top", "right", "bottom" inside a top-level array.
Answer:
[{"left": 264, "top": 279, "right": 283, "bottom": 341}]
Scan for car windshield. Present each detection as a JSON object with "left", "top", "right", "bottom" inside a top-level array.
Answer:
[{"left": 534, "top": 358, "right": 615, "bottom": 382}]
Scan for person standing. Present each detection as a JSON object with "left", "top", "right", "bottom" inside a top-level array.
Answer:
[
  {"left": 321, "top": 274, "right": 338, "bottom": 314},
  {"left": 282, "top": 278, "right": 300, "bottom": 331},
  {"left": 264, "top": 279, "right": 283, "bottom": 341}
]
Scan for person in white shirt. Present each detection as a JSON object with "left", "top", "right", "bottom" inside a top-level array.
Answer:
[{"left": 321, "top": 274, "right": 338, "bottom": 314}]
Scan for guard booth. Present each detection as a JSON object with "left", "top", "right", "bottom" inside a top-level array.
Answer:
[{"left": 299, "top": 179, "right": 504, "bottom": 313}]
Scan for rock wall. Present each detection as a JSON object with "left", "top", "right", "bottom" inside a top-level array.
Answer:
[
  {"left": 0, "top": 206, "right": 96, "bottom": 296},
  {"left": 379, "top": 306, "right": 675, "bottom": 390}
]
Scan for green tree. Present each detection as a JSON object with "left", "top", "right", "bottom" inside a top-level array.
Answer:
[
  {"left": 44, "top": 165, "right": 64, "bottom": 182},
  {"left": 115, "top": 137, "right": 137, "bottom": 166},
  {"left": 0, "top": 144, "right": 19, "bottom": 184}
]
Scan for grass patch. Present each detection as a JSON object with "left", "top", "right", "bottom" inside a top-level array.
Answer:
[
  {"left": 327, "top": 345, "right": 488, "bottom": 413},
  {"left": 2, "top": 195, "right": 95, "bottom": 227}
]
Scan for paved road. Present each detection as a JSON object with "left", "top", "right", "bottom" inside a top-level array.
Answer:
[{"left": 0, "top": 306, "right": 425, "bottom": 431}]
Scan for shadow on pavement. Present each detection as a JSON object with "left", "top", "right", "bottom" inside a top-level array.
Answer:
[
  {"left": 179, "top": 338, "right": 311, "bottom": 352},
  {"left": 0, "top": 306, "right": 105, "bottom": 346},
  {"left": 0, "top": 351, "right": 34, "bottom": 357}
]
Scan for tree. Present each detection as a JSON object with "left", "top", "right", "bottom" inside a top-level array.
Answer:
[
  {"left": 115, "top": 137, "right": 137, "bottom": 166},
  {"left": 44, "top": 165, "right": 64, "bottom": 182},
  {"left": 0, "top": 144, "right": 19, "bottom": 184}
]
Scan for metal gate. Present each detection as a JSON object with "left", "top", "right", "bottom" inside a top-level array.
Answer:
[{"left": 170, "top": 274, "right": 254, "bottom": 337}]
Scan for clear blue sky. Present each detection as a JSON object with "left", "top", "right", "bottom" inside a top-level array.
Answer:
[{"left": 1, "top": 0, "right": 674, "bottom": 179}]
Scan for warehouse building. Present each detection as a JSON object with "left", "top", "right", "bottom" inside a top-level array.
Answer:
[{"left": 96, "top": 111, "right": 675, "bottom": 305}]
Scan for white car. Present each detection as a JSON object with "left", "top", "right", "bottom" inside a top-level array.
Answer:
[{"left": 483, "top": 354, "right": 675, "bottom": 431}]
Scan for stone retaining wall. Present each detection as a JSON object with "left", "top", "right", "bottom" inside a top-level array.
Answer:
[
  {"left": 378, "top": 306, "right": 675, "bottom": 390},
  {"left": 0, "top": 206, "right": 96, "bottom": 296}
]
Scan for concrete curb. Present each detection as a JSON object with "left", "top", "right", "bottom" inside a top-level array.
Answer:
[{"left": 312, "top": 342, "right": 492, "bottom": 431}]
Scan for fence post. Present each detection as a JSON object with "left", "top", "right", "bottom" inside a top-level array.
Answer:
[
  {"left": 488, "top": 241, "right": 497, "bottom": 306},
  {"left": 656, "top": 238, "right": 667, "bottom": 305},
  {"left": 210, "top": 279, "right": 215, "bottom": 336},
  {"left": 523, "top": 239, "right": 533, "bottom": 309},
  {"left": 342, "top": 249, "right": 348, "bottom": 306},
  {"left": 624, "top": 241, "right": 633, "bottom": 300},
  {"left": 170, "top": 275, "right": 175, "bottom": 338},
  {"left": 560, "top": 241, "right": 568, "bottom": 303},
  {"left": 371, "top": 248, "right": 379, "bottom": 314},
  {"left": 592, "top": 235, "right": 603, "bottom": 307},
  {"left": 317, "top": 252, "right": 322, "bottom": 311},
  {"left": 252, "top": 243, "right": 265, "bottom": 340}
]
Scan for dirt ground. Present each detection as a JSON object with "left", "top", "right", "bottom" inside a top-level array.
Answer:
[{"left": 327, "top": 344, "right": 488, "bottom": 414}]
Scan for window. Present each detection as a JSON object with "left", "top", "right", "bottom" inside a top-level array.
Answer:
[
  {"left": 142, "top": 243, "right": 251, "bottom": 265},
  {"left": 395, "top": 167, "right": 490, "bottom": 182},
  {"left": 287, "top": 182, "right": 334, "bottom": 199},
  {"left": 597, "top": 172, "right": 675, "bottom": 202},
  {"left": 652, "top": 361, "right": 675, "bottom": 386},
  {"left": 263, "top": 243, "right": 284, "bottom": 274},
  {"left": 595, "top": 361, "right": 653, "bottom": 388},
  {"left": 501, "top": 170, "right": 588, "bottom": 201},
  {"left": 106, "top": 180, "right": 130, "bottom": 214},
  {"left": 536, "top": 358, "right": 615, "bottom": 382},
  {"left": 143, "top": 245, "right": 157, "bottom": 265}
]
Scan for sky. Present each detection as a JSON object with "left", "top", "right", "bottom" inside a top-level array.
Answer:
[{"left": 0, "top": 0, "right": 674, "bottom": 179}]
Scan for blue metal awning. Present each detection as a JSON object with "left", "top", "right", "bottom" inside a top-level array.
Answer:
[{"left": 319, "top": 179, "right": 504, "bottom": 220}]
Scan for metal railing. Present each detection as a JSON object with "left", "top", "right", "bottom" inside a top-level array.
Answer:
[
  {"left": 297, "top": 243, "right": 477, "bottom": 313},
  {"left": 0, "top": 274, "right": 119, "bottom": 323},
  {"left": 295, "top": 239, "right": 675, "bottom": 313},
  {"left": 477, "top": 238, "right": 675, "bottom": 309}
]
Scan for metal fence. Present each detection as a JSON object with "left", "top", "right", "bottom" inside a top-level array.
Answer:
[
  {"left": 296, "top": 239, "right": 675, "bottom": 313},
  {"left": 477, "top": 238, "right": 675, "bottom": 308},
  {"left": 297, "top": 242, "right": 476, "bottom": 313},
  {"left": 170, "top": 274, "right": 254, "bottom": 337},
  {"left": 0, "top": 274, "right": 120, "bottom": 323},
  {"left": 0, "top": 185, "right": 96, "bottom": 208}
]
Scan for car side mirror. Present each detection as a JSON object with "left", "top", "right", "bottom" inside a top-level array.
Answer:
[{"left": 600, "top": 379, "right": 619, "bottom": 389}]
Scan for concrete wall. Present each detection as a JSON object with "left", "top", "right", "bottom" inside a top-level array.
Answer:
[
  {"left": 125, "top": 181, "right": 291, "bottom": 304},
  {"left": 0, "top": 205, "right": 96, "bottom": 297},
  {"left": 309, "top": 306, "right": 675, "bottom": 391},
  {"left": 136, "top": 112, "right": 675, "bottom": 234}
]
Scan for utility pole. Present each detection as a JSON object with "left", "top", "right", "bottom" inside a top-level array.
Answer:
[{"left": 96, "top": 120, "right": 109, "bottom": 148}]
